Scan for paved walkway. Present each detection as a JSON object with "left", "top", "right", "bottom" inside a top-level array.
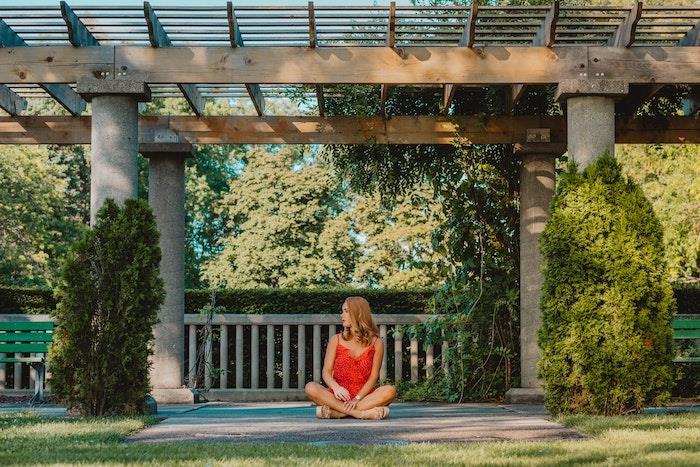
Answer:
[{"left": 126, "top": 402, "right": 585, "bottom": 444}]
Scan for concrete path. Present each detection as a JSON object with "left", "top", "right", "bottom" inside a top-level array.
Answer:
[{"left": 127, "top": 402, "right": 585, "bottom": 445}]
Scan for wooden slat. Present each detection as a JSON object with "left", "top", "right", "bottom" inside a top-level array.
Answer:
[
  {"left": 188, "top": 324, "right": 196, "bottom": 387},
  {"left": 442, "top": 330, "right": 448, "bottom": 375},
  {"left": 0, "top": 333, "right": 52, "bottom": 343},
  {"left": 0, "top": 322, "right": 53, "bottom": 331},
  {"left": 0, "top": 343, "right": 48, "bottom": 353},
  {"left": 204, "top": 323, "right": 212, "bottom": 389},
  {"left": 219, "top": 324, "right": 228, "bottom": 389},
  {"left": 387, "top": 2, "right": 396, "bottom": 49},
  {"left": 282, "top": 324, "right": 290, "bottom": 389},
  {"left": 0, "top": 357, "right": 42, "bottom": 364},
  {"left": 313, "top": 324, "right": 321, "bottom": 382},
  {"left": 308, "top": 2, "right": 324, "bottom": 117},
  {"left": 227, "top": 2, "right": 265, "bottom": 116},
  {"left": 380, "top": 84, "right": 391, "bottom": 117},
  {"left": 379, "top": 325, "right": 387, "bottom": 381},
  {"left": 251, "top": 324, "right": 259, "bottom": 389},
  {"left": 14, "top": 357, "right": 21, "bottom": 390},
  {"left": 144, "top": 1, "right": 205, "bottom": 116},
  {"left": 444, "top": 3, "right": 479, "bottom": 112},
  {"left": 235, "top": 324, "right": 243, "bottom": 389},
  {"left": 0, "top": 21, "right": 87, "bottom": 116},
  {"left": 0, "top": 355, "right": 5, "bottom": 390},
  {"left": 297, "top": 325, "right": 305, "bottom": 389},
  {"left": 679, "top": 21, "right": 700, "bottom": 47},
  {"left": 674, "top": 330, "right": 700, "bottom": 339},
  {"left": 608, "top": 1, "right": 643, "bottom": 48},
  {"left": 673, "top": 319, "right": 700, "bottom": 329},
  {"left": 60, "top": 1, "right": 99, "bottom": 47},
  {"left": 425, "top": 342, "right": 434, "bottom": 379},
  {"left": 266, "top": 324, "right": 274, "bottom": 388},
  {"left": 394, "top": 329, "right": 402, "bottom": 382}
]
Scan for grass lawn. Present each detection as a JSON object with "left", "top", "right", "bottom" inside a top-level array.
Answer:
[{"left": 1, "top": 411, "right": 699, "bottom": 466}]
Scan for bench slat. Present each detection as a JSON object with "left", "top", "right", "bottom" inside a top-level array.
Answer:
[
  {"left": 0, "top": 322, "right": 54, "bottom": 331},
  {"left": 0, "top": 343, "right": 49, "bottom": 353},
  {"left": 672, "top": 320, "right": 700, "bottom": 329},
  {"left": 0, "top": 332, "right": 53, "bottom": 343},
  {"left": 674, "top": 357, "right": 700, "bottom": 363},
  {"left": 673, "top": 329, "right": 700, "bottom": 339},
  {"left": 0, "top": 357, "right": 44, "bottom": 364}
]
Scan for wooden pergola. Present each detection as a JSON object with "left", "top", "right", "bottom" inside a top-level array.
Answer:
[{"left": 1, "top": 1, "right": 698, "bottom": 404}]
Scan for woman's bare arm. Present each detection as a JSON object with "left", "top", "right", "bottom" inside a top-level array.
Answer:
[{"left": 322, "top": 333, "right": 340, "bottom": 391}]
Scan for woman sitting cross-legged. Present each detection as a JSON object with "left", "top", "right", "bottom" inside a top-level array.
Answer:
[{"left": 305, "top": 296, "right": 396, "bottom": 420}]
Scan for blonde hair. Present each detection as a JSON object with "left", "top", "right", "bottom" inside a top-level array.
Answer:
[{"left": 341, "top": 296, "right": 379, "bottom": 347}]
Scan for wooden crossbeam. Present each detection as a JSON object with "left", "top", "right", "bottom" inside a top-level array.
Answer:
[
  {"left": 381, "top": 2, "right": 396, "bottom": 117},
  {"left": 0, "top": 84, "right": 26, "bottom": 116},
  {"left": 227, "top": 1, "right": 264, "bottom": 116},
  {"left": 144, "top": 1, "right": 204, "bottom": 116},
  {"left": 508, "top": 1, "right": 559, "bottom": 113},
  {"left": 308, "top": 1, "right": 324, "bottom": 117},
  {"left": 1, "top": 46, "right": 698, "bottom": 85},
  {"left": 0, "top": 19, "right": 86, "bottom": 116},
  {"left": 444, "top": 3, "right": 479, "bottom": 113},
  {"left": 60, "top": 1, "right": 99, "bottom": 47},
  {"left": 0, "top": 115, "right": 696, "bottom": 146},
  {"left": 608, "top": 1, "right": 643, "bottom": 48}
]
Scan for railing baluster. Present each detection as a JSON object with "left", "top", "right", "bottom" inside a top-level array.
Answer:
[
  {"left": 426, "top": 341, "right": 434, "bottom": 378},
  {"left": 282, "top": 324, "right": 290, "bottom": 389},
  {"left": 204, "top": 323, "right": 213, "bottom": 389},
  {"left": 328, "top": 324, "right": 335, "bottom": 341},
  {"left": 14, "top": 331, "right": 21, "bottom": 389},
  {"left": 266, "top": 325, "right": 274, "bottom": 389},
  {"left": 410, "top": 338, "right": 418, "bottom": 382},
  {"left": 188, "top": 325, "right": 197, "bottom": 387},
  {"left": 29, "top": 353, "right": 36, "bottom": 390},
  {"left": 379, "top": 325, "right": 387, "bottom": 381},
  {"left": 313, "top": 324, "right": 321, "bottom": 382},
  {"left": 442, "top": 329, "right": 449, "bottom": 375},
  {"left": 251, "top": 324, "right": 259, "bottom": 389},
  {"left": 235, "top": 324, "right": 243, "bottom": 389},
  {"left": 394, "top": 329, "right": 403, "bottom": 382},
  {"left": 219, "top": 324, "right": 228, "bottom": 389},
  {"left": 297, "top": 325, "right": 305, "bottom": 389},
  {"left": 0, "top": 354, "right": 5, "bottom": 389}
]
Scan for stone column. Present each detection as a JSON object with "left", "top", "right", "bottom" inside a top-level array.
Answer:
[
  {"left": 556, "top": 79, "right": 629, "bottom": 170},
  {"left": 505, "top": 143, "right": 559, "bottom": 404},
  {"left": 76, "top": 78, "right": 151, "bottom": 225},
  {"left": 141, "top": 143, "right": 195, "bottom": 404}
]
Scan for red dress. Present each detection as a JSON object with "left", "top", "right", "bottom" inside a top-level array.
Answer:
[{"left": 327, "top": 335, "right": 378, "bottom": 399}]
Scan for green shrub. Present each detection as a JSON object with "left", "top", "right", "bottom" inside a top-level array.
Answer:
[
  {"left": 48, "top": 199, "right": 164, "bottom": 416},
  {"left": 538, "top": 154, "right": 675, "bottom": 415}
]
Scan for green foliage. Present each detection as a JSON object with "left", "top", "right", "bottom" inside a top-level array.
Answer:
[
  {"left": 48, "top": 199, "right": 164, "bottom": 416},
  {"left": 0, "top": 286, "right": 56, "bottom": 314},
  {"left": 186, "top": 287, "right": 436, "bottom": 314},
  {"left": 538, "top": 154, "right": 675, "bottom": 416}
]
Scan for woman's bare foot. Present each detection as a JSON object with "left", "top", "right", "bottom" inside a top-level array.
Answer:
[
  {"left": 316, "top": 405, "right": 347, "bottom": 419},
  {"left": 358, "top": 406, "right": 389, "bottom": 420}
]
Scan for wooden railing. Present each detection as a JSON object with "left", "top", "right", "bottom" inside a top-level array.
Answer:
[{"left": 0, "top": 313, "right": 446, "bottom": 396}]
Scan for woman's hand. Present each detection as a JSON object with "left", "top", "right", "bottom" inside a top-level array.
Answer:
[
  {"left": 343, "top": 398, "right": 359, "bottom": 411},
  {"left": 332, "top": 385, "right": 351, "bottom": 402}
]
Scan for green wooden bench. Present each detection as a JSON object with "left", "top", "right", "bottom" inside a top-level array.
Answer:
[
  {"left": 0, "top": 321, "right": 54, "bottom": 405},
  {"left": 673, "top": 315, "right": 700, "bottom": 363}
]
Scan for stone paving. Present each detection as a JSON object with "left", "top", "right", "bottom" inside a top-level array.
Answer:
[{"left": 127, "top": 402, "right": 585, "bottom": 445}]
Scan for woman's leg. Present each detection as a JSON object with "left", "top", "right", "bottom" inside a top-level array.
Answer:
[
  {"left": 304, "top": 382, "right": 363, "bottom": 418},
  {"left": 355, "top": 385, "right": 396, "bottom": 410}
]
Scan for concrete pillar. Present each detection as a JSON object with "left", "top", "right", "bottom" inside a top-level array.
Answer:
[
  {"left": 505, "top": 143, "right": 559, "bottom": 404},
  {"left": 141, "top": 143, "right": 195, "bottom": 404},
  {"left": 77, "top": 78, "right": 151, "bottom": 225},
  {"left": 556, "top": 79, "right": 629, "bottom": 170}
]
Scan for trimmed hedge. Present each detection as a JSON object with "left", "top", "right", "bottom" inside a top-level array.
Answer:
[{"left": 0, "top": 286, "right": 437, "bottom": 314}]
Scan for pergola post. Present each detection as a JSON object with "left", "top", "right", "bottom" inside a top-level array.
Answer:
[
  {"left": 556, "top": 79, "right": 629, "bottom": 170},
  {"left": 76, "top": 78, "right": 151, "bottom": 225},
  {"left": 505, "top": 143, "right": 561, "bottom": 404},
  {"left": 140, "top": 142, "right": 195, "bottom": 404}
]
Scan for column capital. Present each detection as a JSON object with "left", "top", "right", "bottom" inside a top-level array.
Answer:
[
  {"left": 555, "top": 79, "right": 629, "bottom": 102},
  {"left": 77, "top": 77, "right": 151, "bottom": 102},
  {"left": 139, "top": 142, "right": 194, "bottom": 158}
]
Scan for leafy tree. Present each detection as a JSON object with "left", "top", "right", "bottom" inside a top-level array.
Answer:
[
  {"left": 48, "top": 199, "right": 164, "bottom": 416},
  {"left": 538, "top": 155, "right": 675, "bottom": 415}
]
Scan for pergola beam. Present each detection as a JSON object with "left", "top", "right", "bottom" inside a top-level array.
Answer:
[
  {"left": 381, "top": 2, "right": 396, "bottom": 117},
  {"left": 0, "top": 46, "right": 698, "bottom": 85},
  {"left": 227, "top": 1, "right": 264, "bottom": 116},
  {"left": 144, "top": 1, "right": 204, "bottom": 117},
  {"left": 0, "top": 19, "right": 86, "bottom": 116},
  {"left": 308, "top": 1, "right": 324, "bottom": 117},
  {"left": 0, "top": 115, "right": 696, "bottom": 145},
  {"left": 60, "top": 1, "right": 99, "bottom": 47},
  {"left": 0, "top": 84, "right": 27, "bottom": 116},
  {"left": 443, "top": 3, "right": 478, "bottom": 113},
  {"left": 508, "top": 1, "right": 559, "bottom": 113},
  {"left": 608, "top": 1, "right": 643, "bottom": 48}
]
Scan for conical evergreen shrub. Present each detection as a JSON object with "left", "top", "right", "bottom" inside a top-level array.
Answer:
[
  {"left": 48, "top": 198, "right": 164, "bottom": 415},
  {"left": 538, "top": 154, "right": 675, "bottom": 415}
]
